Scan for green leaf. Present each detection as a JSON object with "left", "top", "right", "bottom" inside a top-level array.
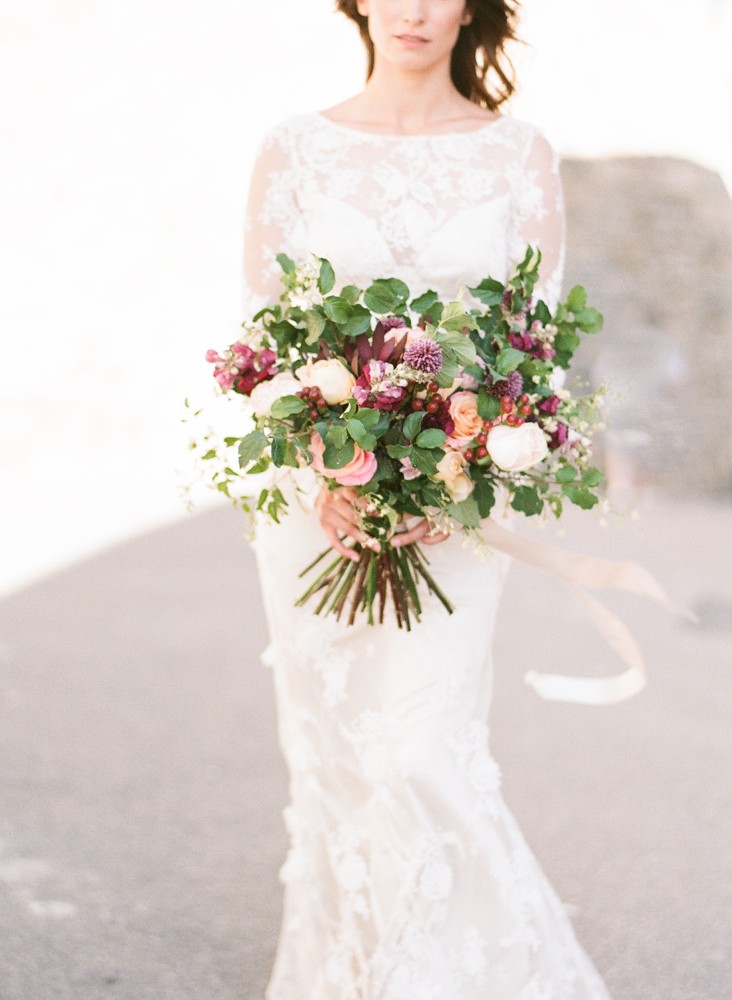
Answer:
[
  {"left": 325, "top": 424, "right": 348, "bottom": 449},
  {"left": 495, "top": 348, "right": 526, "bottom": 375},
  {"left": 363, "top": 278, "right": 409, "bottom": 314},
  {"left": 386, "top": 443, "right": 412, "bottom": 460},
  {"left": 271, "top": 435, "right": 287, "bottom": 467},
  {"left": 581, "top": 466, "right": 604, "bottom": 488},
  {"left": 562, "top": 484, "right": 599, "bottom": 510},
  {"left": 248, "top": 455, "right": 271, "bottom": 475},
  {"left": 402, "top": 410, "right": 426, "bottom": 441},
  {"left": 467, "top": 277, "right": 505, "bottom": 306},
  {"left": 354, "top": 407, "right": 381, "bottom": 430},
  {"left": 238, "top": 430, "right": 268, "bottom": 467},
  {"left": 477, "top": 389, "right": 501, "bottom": 421},
  {"left": 555, "top": 464, "right": 578, "bottom": 483},
  {"left": 323, "top": 297, "right": 353, "bottom": 324},
  {"left": 573, "top": 306, "right": 604, "bottom": 334},
  {"left": 318, "top": 258, "right": 336, "bottom": 295},
  {"left": 447, "top": 496, "right": 481, "bottom": 528},
  {"left": 438, "top": 330, "right": 478, "bottom": 364},
  {"left": 322, "top": 436, "right": 356, "bottom": 469},
  {"left": 410, "top": 289, "right": 439, "bottom": 314},
  {"left": 510, "top": 486, "right": 544, "bottom": 516},
  {"left": 341, "top": 308, "right": 373, "bottom": 337},
  {"left": 305, "top": 309, "right": 326, "bottom": 343},
  {"left": 473, "top": 479, "right": 495, "bottom": 518},
  {"left": 276, "top": 252, "right": 295, "bottom": 274},
  {"left": 410, "top": 446, "right": 438, "bottom": 476},
  {"left": 341, "top": 284, "right": 361, "bottom": 305},
  {"left": 566, "top": 285, "right": 587, "bottom": 313},
  {"left": 415, "top": 427, "right": 447, "bottom": 449},
  {"left": 346, "top": 418, "right": 377, "bottom": 452},
  {"left": 270, "top": 394, "right": 306, "bottom": 419}
]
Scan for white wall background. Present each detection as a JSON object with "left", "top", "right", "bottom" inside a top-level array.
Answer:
[{"left": 2, "top": 0, "right": 731, "bottom": 596}]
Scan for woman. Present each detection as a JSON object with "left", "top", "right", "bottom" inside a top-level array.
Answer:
[{"left": 245, "top": 1, "right": 612, "bottom": 997}]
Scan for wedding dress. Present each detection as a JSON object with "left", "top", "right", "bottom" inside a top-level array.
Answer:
[{"left": 244, "top": 112, "right": 612, "bottom": 1000}]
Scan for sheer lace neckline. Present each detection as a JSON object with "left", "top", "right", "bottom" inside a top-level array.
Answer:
[{"left": 314, "top": 110, "right": 506, "bottom": 140}]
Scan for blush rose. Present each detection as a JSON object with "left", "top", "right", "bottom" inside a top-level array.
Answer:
[{"left": 309, "top": 433, "right": 377, "bottom": 487}]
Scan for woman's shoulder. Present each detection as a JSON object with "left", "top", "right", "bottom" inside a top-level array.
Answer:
[{"left": 257, "top": 112, "right": 321, "bottom": 147}]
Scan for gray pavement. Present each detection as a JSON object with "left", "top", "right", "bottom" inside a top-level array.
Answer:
[{"left": 0, "top": 502, "right": 730, "bottom": 1000}]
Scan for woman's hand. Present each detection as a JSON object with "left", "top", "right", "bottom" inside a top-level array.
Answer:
[
  {"left": 390, "top": 517, "right": 449, "bottom": 548},
  {"left": 316, "top": 486, "right": 450, "bottom": 560},
  {"left": 316, "top": 485, "right": 371, "bottom": 562}
]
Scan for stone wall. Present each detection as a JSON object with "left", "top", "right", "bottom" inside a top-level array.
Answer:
[{"left": 561, "top": 156, "right": 732, "bottom": 498}]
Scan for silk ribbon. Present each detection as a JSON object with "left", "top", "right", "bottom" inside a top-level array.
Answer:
[{"left": 479, "top": 518, "right": 697, "bottom": 705}]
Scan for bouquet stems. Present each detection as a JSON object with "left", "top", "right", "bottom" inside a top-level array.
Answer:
[{"left": 296, "top": 541, "right": 455, "bottom": 631}]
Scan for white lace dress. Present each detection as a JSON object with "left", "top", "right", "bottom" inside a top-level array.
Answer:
[{"left": 244, "top": 112, "right": 612, "bottom": 1000}]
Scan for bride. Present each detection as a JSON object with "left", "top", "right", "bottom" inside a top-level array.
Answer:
[{"left": 243, "top": 1, "right": 613, "bottom": 997}]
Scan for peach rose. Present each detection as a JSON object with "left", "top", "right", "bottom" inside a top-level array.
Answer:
[
  {"left": 434, "top": 449, "right": 474, "bottom": 502},
  {"left": 309, "top": 433, "right": 377, "bottom": 487},
  {"left": 447, "top": 391, "right": 483, "bottom": 447}
]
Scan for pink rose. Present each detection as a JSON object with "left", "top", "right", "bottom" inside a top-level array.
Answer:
[{"left": 309, "top": 433, "right": 377, "bottom": 487}]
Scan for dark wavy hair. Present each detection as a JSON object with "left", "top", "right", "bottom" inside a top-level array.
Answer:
[{"left": 335, "top": 0, "right": 520, "bottom": 110}]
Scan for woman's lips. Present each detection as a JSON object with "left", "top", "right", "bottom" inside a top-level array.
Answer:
[{"left": 395, "top": 34, "right": 429, "bottom": 48}]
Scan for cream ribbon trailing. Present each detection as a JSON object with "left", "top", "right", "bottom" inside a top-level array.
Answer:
[{"left": 480, "top": 519, "right": 697, "bottom": 706}]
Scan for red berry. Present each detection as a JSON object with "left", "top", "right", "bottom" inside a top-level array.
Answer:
[
  {"left": 428, "top": 381, "right": 440, "bottom": 393},
  {"left": 476, "top": 446, "right": 488, "bottom": 459},
  {"left": 464, "top": 450, "right": 475, "bottom": 462},
  {"left": 482, "top": 420, "right": 492, "bottom": 430},
  {"left": 308, "top": 386, "right": 320, "bottom": 400},
  {"left": 427, "top": 400, "right": 440, "bottom": 413},
  {"left": 500, "top": 397, "right": 513, "bottom": 414},
  {"left": 317, "top": 396, "right": 327, "bottom": 408},
  {"left": 506, "top": 414, "right": 517, "bottom": 426},
  {"left": 411, "top": 398, "right": 424, "bottom": 411},
  {"left": 515, "top": 417, "right": 525, "bottom": 426},
  {"left": 520, "top": 404, "right": 532, "bottom": 416},
  {"left": 309, "top": 408, "right": 319, "bottom": 419},
  {"left": 476, "top": 432, "right": 487, "bottom": 445}
]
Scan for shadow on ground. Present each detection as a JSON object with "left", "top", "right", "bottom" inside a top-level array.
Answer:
[{"left": 0, "top": 503, "right": 730, "bottom": 1000}]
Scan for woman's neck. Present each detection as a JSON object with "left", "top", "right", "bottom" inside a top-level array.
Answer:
[{"left": 345, "top": 60, "right": 478, "bottom": 134}]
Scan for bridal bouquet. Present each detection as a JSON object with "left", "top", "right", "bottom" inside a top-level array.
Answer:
[{"left": 193, "top": 248, "right": 605, "bottom": 629}]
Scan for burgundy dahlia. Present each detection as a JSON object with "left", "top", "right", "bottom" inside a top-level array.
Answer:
[{"left": 403, "top": 339, "right": 443, "bottom": 374}]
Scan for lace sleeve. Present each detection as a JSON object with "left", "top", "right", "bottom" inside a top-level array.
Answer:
[
  {"left": 508, "top": 128, "right": 566, "bottom": 311},
  {"left": 242, "top": 121, "right": 305, "bottom": 313}
]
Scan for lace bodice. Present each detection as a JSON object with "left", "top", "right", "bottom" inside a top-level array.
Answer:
[{"left": 243, "top": 111, "right": 566, "bottom": 311}]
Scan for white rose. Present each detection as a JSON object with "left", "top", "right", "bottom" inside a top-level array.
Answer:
[
  {"left": 295, "top": 358, "right": 356, "bottom": 405},
  {"left": 486, "top": 422, "right": 548, "bottom": 472},
  {"left": 434, "top": 450, "right": 475, "bottom": 501},
  {"left": 248, "top": 371, "right": 301, "bottom": 417}
]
